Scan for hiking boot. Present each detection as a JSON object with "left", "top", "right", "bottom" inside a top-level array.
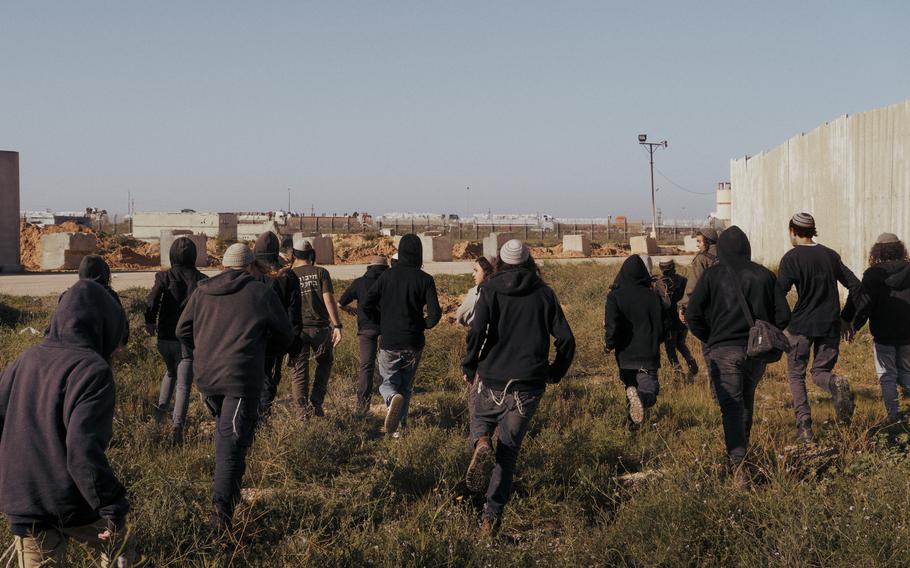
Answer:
[
  {"left": 796, "top": 421, "right": 814, "bottom": 445},
  {"left": 153, "top": 405, "right": 168, "bottom": 425},
  {"left": 384, "top": 394, "right": 405, "bottom": 435},
  {"left": 465, "top": 437, "right": 495, "bottom": 493},
  {"left": 311, "top": 405, "right": 325, "bottom": 418},
  {"left": 831, "top": 375, "right": 855, "bottom": 426},
  {"left": 626, "top": 386, "right": 644, "bottom": 427},
  {"left": 670, "top": 364, "right": 685, "bottom": 381},
  {"left": 171, "top": 425, "right": 185, "bottom": 446},
  {"left": 732, "top": 462, "right": 752, "bottom": 490},
  {"left": 479, "top": 511, "right": 501, "bottom": 536},
  {"left": 686, "top": 360, "right": 699, "bottom": 380}
]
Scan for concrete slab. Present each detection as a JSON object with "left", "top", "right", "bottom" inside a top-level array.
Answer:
[
  {"left": 132, "top": 212, "right": 238, "bottom": 241},
  {"left": 630, "top": 236, "right": 658, "bottom": 255},
  {"left": 563, "top": 234, "right": 591, "bottom": 256},
  {"left": 160, "top": 231, "right": 208, "bottom": 268},
  {"left": 40, "top": 233, "right": 97, "bottom": 270},
  {"left": 293, "top": 233, "right": 334, "bottom": 264},
  {"left": 483, "top": 233, "right": 515, "bottom": 259},
  {"left": 418, "top": 234, "right": 453, "bottom": 262},
  {"left": 682, "top": 235, "right": 700, "bottom": 253},
  {"left": 0, "top": 151, "right": 21, "bottom": 272}
]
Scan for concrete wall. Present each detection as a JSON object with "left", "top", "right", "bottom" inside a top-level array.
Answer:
[
  {"left": 731, "top": 99, "right": 910, "bottom": 276},
  {"left": 132, "top": 212, "right": 238, "bottom": 241},
  {"left": 237, "top": 220, "right": 280, "bottom": 242},
  {"left": 160, "top": 231, "right": 208, "bottom": 268},
  {"left": 0, "top": 151, "right": 21, "bottom": 271}
]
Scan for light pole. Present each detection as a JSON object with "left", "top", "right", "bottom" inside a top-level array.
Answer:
[
  {"left": 287, "top": 188, "right": 291, "bottom": 213},
  {"left": 639, "top": 134, "right": 668, "bottom": 239}
]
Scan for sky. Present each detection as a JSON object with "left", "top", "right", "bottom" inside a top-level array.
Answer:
[{"left": 2, "top": 1, "right": 909, "bottom": 220}]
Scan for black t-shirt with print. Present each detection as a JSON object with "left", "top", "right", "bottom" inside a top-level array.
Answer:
[{"left": 293, "top": 265, "right": 334, "bottom": 327}]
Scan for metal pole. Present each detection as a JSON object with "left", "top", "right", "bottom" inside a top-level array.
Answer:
[{"left": 649, "top": 147, "right": 657, "bottom": 239}]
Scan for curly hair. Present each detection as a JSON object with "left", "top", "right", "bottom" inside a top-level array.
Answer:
[
  {"left": 869, "top": 241, "right": 909, "bottom": 265},
  {"left": 789, "top": 220, "right": 818, "bottom": 239},
  {"left": 475, "top": 256, "right": 494, "bottom": 280}
]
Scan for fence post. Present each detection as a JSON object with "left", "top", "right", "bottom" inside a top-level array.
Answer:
[{"left": 524, "top": 225, "right": 529, "bottom": 241}]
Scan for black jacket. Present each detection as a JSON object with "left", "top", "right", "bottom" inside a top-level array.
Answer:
[
  {"left": 843, "top": 260, "right": 910, "bottom": 345},
  {"left": 777, "top": 242, "right": 861, "bottom": 337},
  {"left": 144, "top": 238, "right": 208, "bottom": 341},
  {"left": 363, "top": 235, "right": 441, "bottom": 350},
  {"left": 252, "top": 270, "right": 303, "bottom": 355},
  {"left": 463, "top": 265, "right": 576, "bottom": 390},
  {"left": 339, "top": 264, "right": 388, "bottom": 333},
  {"left": 176, "top": 269, "right": 294, "bottom": 398},
  {"left": 604, "top": 256, "right": 666, "bottom": 370},
  {"left": 687, "top": 226, "right": 791, "bottom": 349},
  {"left": 78, "top": 255, "right": 129, "bottom": 346},
  {"left": 656, "top": 270, "right": 688, "bottom": 331},
  {"left": 0, "top": 280, "right": 129, "bottom": 535}
]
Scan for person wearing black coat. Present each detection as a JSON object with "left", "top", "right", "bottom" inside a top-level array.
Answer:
[
  {"left": 655, "top": 259, "right": 699, "bottom": 378},
  {"left": 604, "top": 255, "right": 666, "bottom": 428},
  {"left": 144, "top": 237, "right": 208, "bottom": 437},
  {"left": 461, "top": 239, "right": 575, "bottom": 534},
  {"left": 78, "top": 254, "right": 129, "bottom": 347},
  {"left": 338, "top": 256, "right": 389, "bottom": 411},
  {"left": 0, "top": 280, "right": 134, "bottom": 565},
  {"left": 687, "top": 226, "right": 791, "bottom": 485},
  {"left": 251, "top": 231, "right": 303, "bottom": 417}
]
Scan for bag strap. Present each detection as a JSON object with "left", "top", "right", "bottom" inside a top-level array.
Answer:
[{"left": 723, "top": 265, "right": 755, "bottom": 328}]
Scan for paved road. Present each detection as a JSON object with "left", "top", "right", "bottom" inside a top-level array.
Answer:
[{"left": 0, "top": 256, "right": 692, "bottom": 296}]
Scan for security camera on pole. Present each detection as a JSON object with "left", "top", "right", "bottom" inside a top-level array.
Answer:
[{"left": 638, "top": 134, "right": 668, "bottom": 239}]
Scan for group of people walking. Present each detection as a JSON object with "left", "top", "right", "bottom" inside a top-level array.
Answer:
[{"left": 1, "top": 212, "right": 908, "bottom": 564}]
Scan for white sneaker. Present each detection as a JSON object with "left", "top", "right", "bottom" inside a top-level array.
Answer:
[{"left": 626, "top": 386, "right": 644, "bottom": 426}]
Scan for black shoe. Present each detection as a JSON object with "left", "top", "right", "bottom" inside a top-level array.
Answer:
[
  {"left": 311, "top": 405, "right": 325, "bottom": 418},
  {"left": 153, "top": 405, "right": 168, "bottom": 424},
  {"left": 686, "top": 361, "right": 699, "bottom": 379},
  {"left": 171, "top": 425, "right": 185, "bottom": 446},
  {"left": 465, "top": 438, "right": 495, "bottom": 493},
  {"left": 831, "top": 375, "right": 855, "bottom": 426},
  {"left": 796, "top": 421, "right": 814, "bottom": 445},
  {"left": 384, "top": 394, "right": 404, "bottom": 435}
]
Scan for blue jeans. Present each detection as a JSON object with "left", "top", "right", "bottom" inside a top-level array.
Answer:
[
  {"left": 156, "top": 339, "right": 194, "bottom": 428},
  {"left": 873, "top": 342, "right": 910, "bottom": 420},
  {"left": 377, "top": 348, "right": 422, "bottom": 428},
  {"left": 470, "top": 383, "right": 544, "bottom": 516}
]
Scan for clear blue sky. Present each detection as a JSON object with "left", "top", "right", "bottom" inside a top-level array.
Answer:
[{"left": 3, "top": 1, "right": 908, "bottom": 219}]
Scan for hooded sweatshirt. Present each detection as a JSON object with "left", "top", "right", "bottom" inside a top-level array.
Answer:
[
  {"left": 777, "top": 241, "right": 861, "bottom": 337},
  {"left": 604, "top": 255, "right": 666, "bottom": 370},
  {"left": 362, "top": 235, "right": 441, "bottom": 350},
  {"left": 462, "top": 264, "right": 576, "bottom": 390},
  {"left": 79, "top": 255, "right": 128, "bottom": 345},
  {"left": 251, "top": 232, "right": 303, "bottom": 347},
  {"left": 176, "top": 269, "right": 294, "bottom": 397},
  {"left": 687, "top": 226, "right": 791, "bottom": 349},
  {"left": 145, "top": 238, "right": 209, "bottom": 341},
  {"left": 339, "top": 264, "right": 389, "bottom": 332},
  {"left": 0, "top": 280, "right": 129, "bottom": 535},
  {"left": 842, "top": 260, "right": 910, "bottom": 345}
]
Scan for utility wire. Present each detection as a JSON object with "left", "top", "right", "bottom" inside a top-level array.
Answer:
[{"left": 653, "top": 166, "right": 715, "bottom": 196}]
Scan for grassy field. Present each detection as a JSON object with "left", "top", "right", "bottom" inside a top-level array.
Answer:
[{"left": 1, "top": 262, "right": 909, "bottom": 567}]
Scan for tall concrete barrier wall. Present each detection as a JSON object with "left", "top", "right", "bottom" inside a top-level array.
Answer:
[
  {"left": 132, "top": 212, "right": 238, "bottom": 241},
  {"left": 0, "top": 151, "right": 21, "bottom": 272},
  {"left": 731, "top": 99, "right": 910, "bottom": 278}
]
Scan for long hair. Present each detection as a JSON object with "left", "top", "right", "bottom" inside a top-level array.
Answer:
[
  {"left": 869, "top": 241, "right": 909, "bottom": 265},
  {"left": 475, "top": 256, "right": 494, "bottom": 281}
]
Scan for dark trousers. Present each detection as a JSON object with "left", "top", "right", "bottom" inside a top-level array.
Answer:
[
  {"left": 259, "top": 355, "right": 283, "bottom": 416},
  {"left": 203, "top": 395, "right": 260, "bottom": 529},
  {"left": 290, "top": 327, "right": 334, "bottom": 409},
  {"left": 787, "top": 334, "right": 840, "bottom": 425},
  {"left": 470, "top": 384, "right": 544, "bottom": 516},
  {"left": 708, "top": 345, "right": 766, "bottom": 464},
  {"left": 619, "top": 368, "right": 660, "bottom": 408},
  {"left": 664, "top": 326, "right": 697, "bottom": 370},
  {"left": 357, "top": 329, "right": 381, "bottom": 407}
]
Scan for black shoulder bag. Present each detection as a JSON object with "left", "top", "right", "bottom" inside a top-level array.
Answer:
[{"left": 726, "top": 266, "right": 791, "bottom": 363}]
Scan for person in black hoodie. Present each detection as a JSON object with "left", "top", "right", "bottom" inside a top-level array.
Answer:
[
  {"left": 363, "top": 234, "right": 441, "bottom": 436},
  {"left": 655, "top": 259, "right": 699, "bottom": 379},
  {"left": 0, "top": 280, "right": 134, "bottom": 565},
  {"left": 78, "top": 254, "right": 129, "bottom": 347},
  {"left": 777, "top": 212, "right": 862, "bottom": 441},
  {"left": 176, "top": 243, "right": 293, "bottom": 535},
  {"left": 145, "top": 237, "right": 208, "bottom": 439},
  {"left": 687, "top": 226, "right": 791, "bottom": 487},
  {"left": 843, "top": 233, "right": 910, "bottom": 422},
  {"left": 250, "top": 231, "right": 303, "bottom": 418},
  {"left": 339, "top": 255, "right": 389, "bottom": 412},
  {"left": 461, "top": 239, "right": 575, "bottom": 534},
  {"left": 604, "top": 255, "right": 666, "bottom": 428}
]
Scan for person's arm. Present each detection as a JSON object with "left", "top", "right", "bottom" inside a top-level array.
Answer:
[
  {"left": 679, "top": 256, "right": 705, "bottom": 312},
  {"left": 770, "top": 272, "right": 792, "bottom": 331},
  {"left": 64, "top": 368, "right": 130, "bottom": 532},
  {"left": 547, "top": 291, "right": 576, "bottom": 383},
  {"left": 338, "top": 282, "right": 356, "bottom": 309},
  {"left": 842, "top": 271, "right": 872, "bottom": 332},
  {"left": 686, "top": 274, "right": 711, "bottom": 343},
  {"left": 175, "top": 294, "right": 197, "bottom": 351},
  {"left": 144, "top": 272, "right": 166, "bottom": 336},
  {"left": 462, "top": 289, "right": 491, "bottom": 381},
  {"left": 0, "top": 358, "right": 20, "bottom": 444},
  {"left": 455, "top": 286, "right": 479, "bottom": 327},
  {"left": 776, "top": 255, "right": 796, "bottom": 295},
  {"left": 603, "top": 293, "right": 620, "bottom": 352},
  {"left": 362, "top": 275, "right": 384, "bottom": 324},
  {"left": 265, "top": 288, "right": 294, "bottom": 356},
  {"left": 321, "top": 271, "right": 343, "bottom": 347},
  {"left": 424, "top": 277, "right": 442, "bottom": 330}
]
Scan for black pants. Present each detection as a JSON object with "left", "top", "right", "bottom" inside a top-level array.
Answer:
[
  {"left": 708, "top": 346, "right": 766, "bottom": 464},
  {"left": 664, "top": 326, "right": 697, "bottom": 370},
  {"left": 259, "top": 355, "right": 283, "bottom": 416},
  {"left": 357, "top": 329, "right": 381, "bottom": 407},
  {"left": 290, "top": 327, "right": 334, "bottom": 408},
  {"left": 204, "top": 395, "right": 260, "bottom": 530},
  {"left": 619, "top": 368, "right": 660, "bottom": 408}
]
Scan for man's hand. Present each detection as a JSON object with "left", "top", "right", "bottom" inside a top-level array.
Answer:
[
  {"left": 145, "top": 323, "right": 156, "bottom": 336},
  {"left": 678, "top": 308, "right": 686, "bottom": 325},
  {"left": 463, "top": 373, "right": 471, "bottom": 384},
  {"left": 331, "top": 327, "right": 342, "bottom": 347},
  {"left": 841, "top": 319, "right": 856, "bottom": 343}
]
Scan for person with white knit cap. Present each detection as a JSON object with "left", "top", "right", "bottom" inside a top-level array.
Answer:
[
  {"left": 176, "top": 242, "right": 293, "bottom": 540},
  {"left": 462, "top": 239, "right": 576, "bottom": 535},
  {"left": 777, "top": 212, "right": 862, "bottom": 444}
]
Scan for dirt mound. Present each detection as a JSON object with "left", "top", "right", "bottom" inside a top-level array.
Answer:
[
  {"left": 19, "top": 222, "right": 163, "bottom": 271},
  {"left": 438, "top": 292, "right": 462, "bottom": 324},
  {"left": 206, "top": 239, "right": 223, "bottom": 266},
  {"left": 453, "top": 241, "right": 483, "bottom": 260},
  {"left": 104, "top": 243, "right": 160, "bottom": 269},
  {"left": 530, "top": 244, "right": 586, "bottom": 259},
  {"left": 19, "top": 222, "right": 99, "bottom": 271},
  {"left": 333, "top": 235, "right": 397, "bottom": 264},
  {"left": 591, "top": 243, "right": 627, "bottom": 257}
]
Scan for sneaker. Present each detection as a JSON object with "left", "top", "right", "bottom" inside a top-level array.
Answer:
[
  {"left": 732, "top": 462, "right": 752, "bottom": 490},
  {"left": 796, "top": 421, "right": 814, "bottom": 445},
  {"left": 831, "top": 375, "right": 855, "bottom": 426},
  {"left": 465, "top": 437, "right": 495, "bottom": 493},
  {"left": 479, "top": 511, "right": 500, "bottom": 536},
  {"left": 384, "top": 394, "right": 405, "bottom": 435},
  {"left": 626, "top": 386, "right": 644, "bottom": 426}
]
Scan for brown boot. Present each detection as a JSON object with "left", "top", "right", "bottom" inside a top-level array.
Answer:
[
  {"left": 466, "top": 436, "right": 495, "bottom": 493},
  {"left": 732, "top": 461, "right": 752, "bottom": 490}
]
